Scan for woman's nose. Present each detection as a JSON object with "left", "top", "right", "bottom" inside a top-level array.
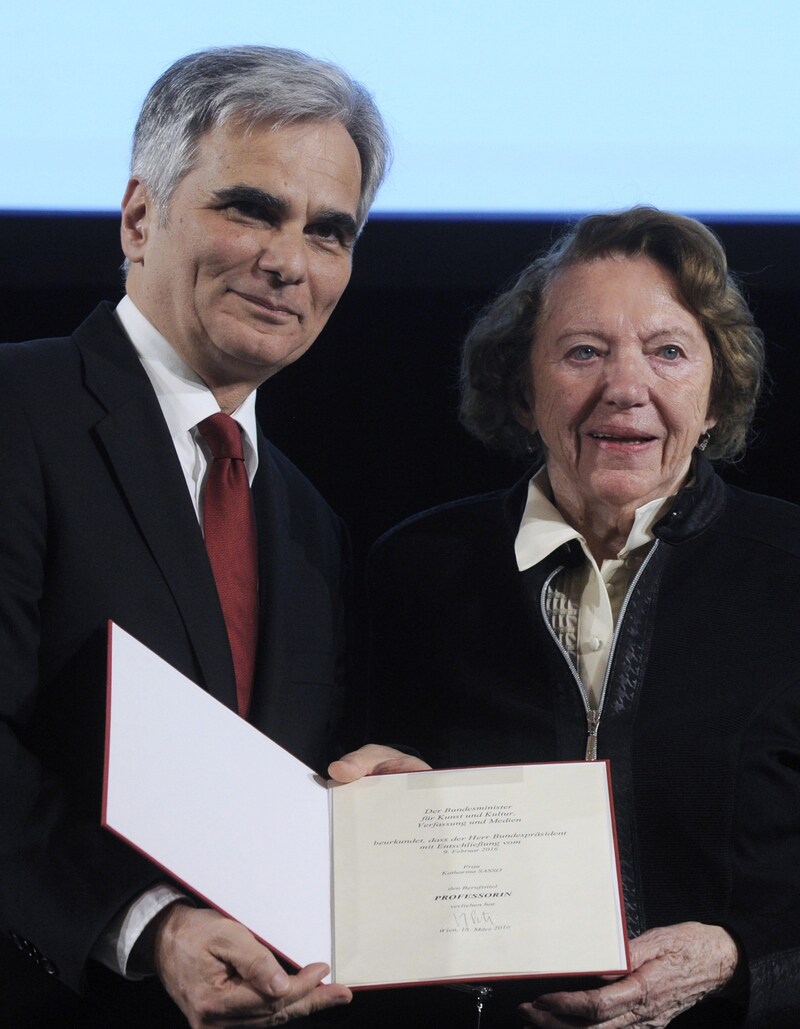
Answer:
[{"left": 601, "top": 352, "right": 649, "bottom": 407}]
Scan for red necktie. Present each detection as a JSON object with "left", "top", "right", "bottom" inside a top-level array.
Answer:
[{"left": 197, "top": 413, "right": 258, "bottom": 718}]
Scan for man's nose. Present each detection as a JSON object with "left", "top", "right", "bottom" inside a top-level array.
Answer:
[
  {"left": 601, "top": 352, "right": 649, "bottom": 407},
  {"left": 257, "top": 229, "right": 308, "bottom": 284}
]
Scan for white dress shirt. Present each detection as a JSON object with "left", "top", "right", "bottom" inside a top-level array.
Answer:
[
  {"left": 117, "top": 294, "right": 259, "bottom": 502},
  {"left": 515, "top": 468, "right": 669, "bottom": 708}
]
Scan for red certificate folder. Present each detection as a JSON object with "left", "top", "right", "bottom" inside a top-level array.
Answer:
[{"left": 103, "top": 622, "right": 630, "bottom": 987}]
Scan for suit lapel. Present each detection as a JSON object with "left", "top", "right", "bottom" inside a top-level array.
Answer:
[
  {"left": 74, "top": 304, "right": 238, "bottom": 711},
  {"left": 248, "top": 433, "right": 291, "bottom": 735}
]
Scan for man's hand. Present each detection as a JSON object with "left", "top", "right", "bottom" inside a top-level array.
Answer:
[
  {"left": 519, "top": 922, "right": 739, "bottom": 1028},
  {"left": 153, "top": 904, "right": 352, "bottom": 1027},
  {"left": 328, "top": 743, "right": 431, "bottom": 783}
]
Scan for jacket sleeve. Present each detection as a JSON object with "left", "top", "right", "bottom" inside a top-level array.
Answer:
[
  {"left": 725, "top": 678, "right": 800, "bottom": 1027},
  {"left": 0, "top": 361, "right": 160, "bottom": 993}
]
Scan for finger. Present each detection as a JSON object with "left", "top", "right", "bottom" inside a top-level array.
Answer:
[
  {"left": 521, "top": 981, "right": 643, "bottom": 1025},
  {"left": 231, "top": 977, "right": 351, "bottom": 1025},
  {"left": 279, "top": 981, "right": 353, "bottom": 1022},
  {"left": 328, "top": 744, "right": 430, "bottom": 782},
  {"left": 519, "top": 999, "right": 598, "bottom": 1027},
  {"left": 201, "top": 962, "right": 351, "bottom": 1025},
  {"left": 370, "top": 755, "right": 431, "bottom": 775},
  {"left": 519, "top": 1000, "right": 643, "bottom": 1029},
  {"left": 231, "top": 958, "right": 331, "bottom": 1003}
]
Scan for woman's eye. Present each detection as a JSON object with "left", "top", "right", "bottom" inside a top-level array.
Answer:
[
  {"left": 659, "top": 345, "right": 682, "bottom": 360},
  {"left": 571, "top": 345, "right": 597, "bottom": 361}
]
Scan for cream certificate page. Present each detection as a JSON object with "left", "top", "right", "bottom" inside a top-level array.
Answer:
[
  {"left": 331, "top": 762, "right": 628, "bottom": 985},
  {"left": 104, "top": 624, "right": 628, "bottom": 987}
]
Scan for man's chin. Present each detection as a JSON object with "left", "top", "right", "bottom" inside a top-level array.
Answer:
[{"left": 211, "top": 320, "right": 312, "bottom": 369}]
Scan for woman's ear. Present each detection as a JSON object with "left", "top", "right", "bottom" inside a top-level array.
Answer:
[{"left": 512, "top": 380, "right": 536, "bottom": 435}]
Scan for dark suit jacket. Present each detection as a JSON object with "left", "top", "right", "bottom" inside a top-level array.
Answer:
[{"left": 0, "top": 304, "right": 349, "bottom": 1014}]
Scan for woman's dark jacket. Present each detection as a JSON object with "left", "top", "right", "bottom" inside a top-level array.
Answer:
[{"left": 366, "top": 457, "right": 800, "bottom": 1027}]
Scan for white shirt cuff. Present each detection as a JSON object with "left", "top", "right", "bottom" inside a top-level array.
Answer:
[{"left": 91, "top": 883, "right": 190, "bottom": 978}]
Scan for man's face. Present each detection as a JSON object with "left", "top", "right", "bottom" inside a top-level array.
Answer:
[{"left": 122, "top": 118, "right": 362, "bottom": 404}]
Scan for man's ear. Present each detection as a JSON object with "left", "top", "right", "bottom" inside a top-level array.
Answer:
[{"left": 120, "top": 178, "right": 153, "bottom": 265}]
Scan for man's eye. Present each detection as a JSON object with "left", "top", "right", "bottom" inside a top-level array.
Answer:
[
  {"left": 227, "top": 201, "right": 269, "bottom": 221},
  {"left": 311, "top": 223, "right": 344, "bottom": 243}
]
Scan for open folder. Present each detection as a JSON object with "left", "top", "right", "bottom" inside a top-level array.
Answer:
[{"left": 103, "top": 622, "right": 629, "bottom": 988}]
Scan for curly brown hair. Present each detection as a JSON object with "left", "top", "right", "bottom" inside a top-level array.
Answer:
[{"left": 460, "top": 207, "right": 765, "bottom": 462}]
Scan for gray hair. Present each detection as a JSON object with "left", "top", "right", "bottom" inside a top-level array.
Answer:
[{"left": 131, "top": 45, "right": 391, "bottom": 231}]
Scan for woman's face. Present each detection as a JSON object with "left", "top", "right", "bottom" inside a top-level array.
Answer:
[{"left": 521, "top": 254, "right": 717, "bottom": 516}]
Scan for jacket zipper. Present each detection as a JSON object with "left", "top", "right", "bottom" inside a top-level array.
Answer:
[{"left": 539, "top": 542, "right": 660, "bottom": 761}]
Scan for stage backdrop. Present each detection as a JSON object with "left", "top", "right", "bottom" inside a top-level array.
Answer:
[{"left": 2, "top": 214, "right": 799, "bottom": 568}]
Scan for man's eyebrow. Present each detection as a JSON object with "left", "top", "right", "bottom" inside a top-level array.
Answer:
[
  {"left": 311, "top": 208, "right": 358, "bottom": 240},
  {"left": 210, "top": 187, "right": 357, "bottom": 239},
  {"left": 211, "top": 185, "right": 288, "bottom": 214}
]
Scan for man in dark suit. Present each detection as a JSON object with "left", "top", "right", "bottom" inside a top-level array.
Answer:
[{"left": 0, "top": 45, "right": 414, "bottom": 1028}]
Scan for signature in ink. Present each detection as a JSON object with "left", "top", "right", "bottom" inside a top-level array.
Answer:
[{"left": 453, "top": 910, "right": 495, "bottom": 930}]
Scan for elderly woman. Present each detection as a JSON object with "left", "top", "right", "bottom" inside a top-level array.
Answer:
[{"left": 364, "top": 208, "right": 800, "bottom": 1027}]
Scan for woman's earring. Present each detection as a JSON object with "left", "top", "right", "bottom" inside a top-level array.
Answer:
[{"left": 697, "top": 431, "right": 711, "bottom": 452}]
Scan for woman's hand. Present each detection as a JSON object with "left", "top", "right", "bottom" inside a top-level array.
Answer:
[{"left": 519, "top": 922, "right": 739, "bottom": 1028}]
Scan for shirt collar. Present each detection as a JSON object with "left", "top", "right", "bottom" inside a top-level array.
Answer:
[
  {"left": 514, "top": 467, "right": 670, "bottom": 572},
  {"left": 116, "top": 295, "right": 259, "bottom": 466}
]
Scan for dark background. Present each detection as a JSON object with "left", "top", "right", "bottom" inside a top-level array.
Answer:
[
  {"left": 3, "top": 212, "right": 799, "bottom": 570},
  {"left": 1, "top": 209, "right": 799, "bottom": 1026}
]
